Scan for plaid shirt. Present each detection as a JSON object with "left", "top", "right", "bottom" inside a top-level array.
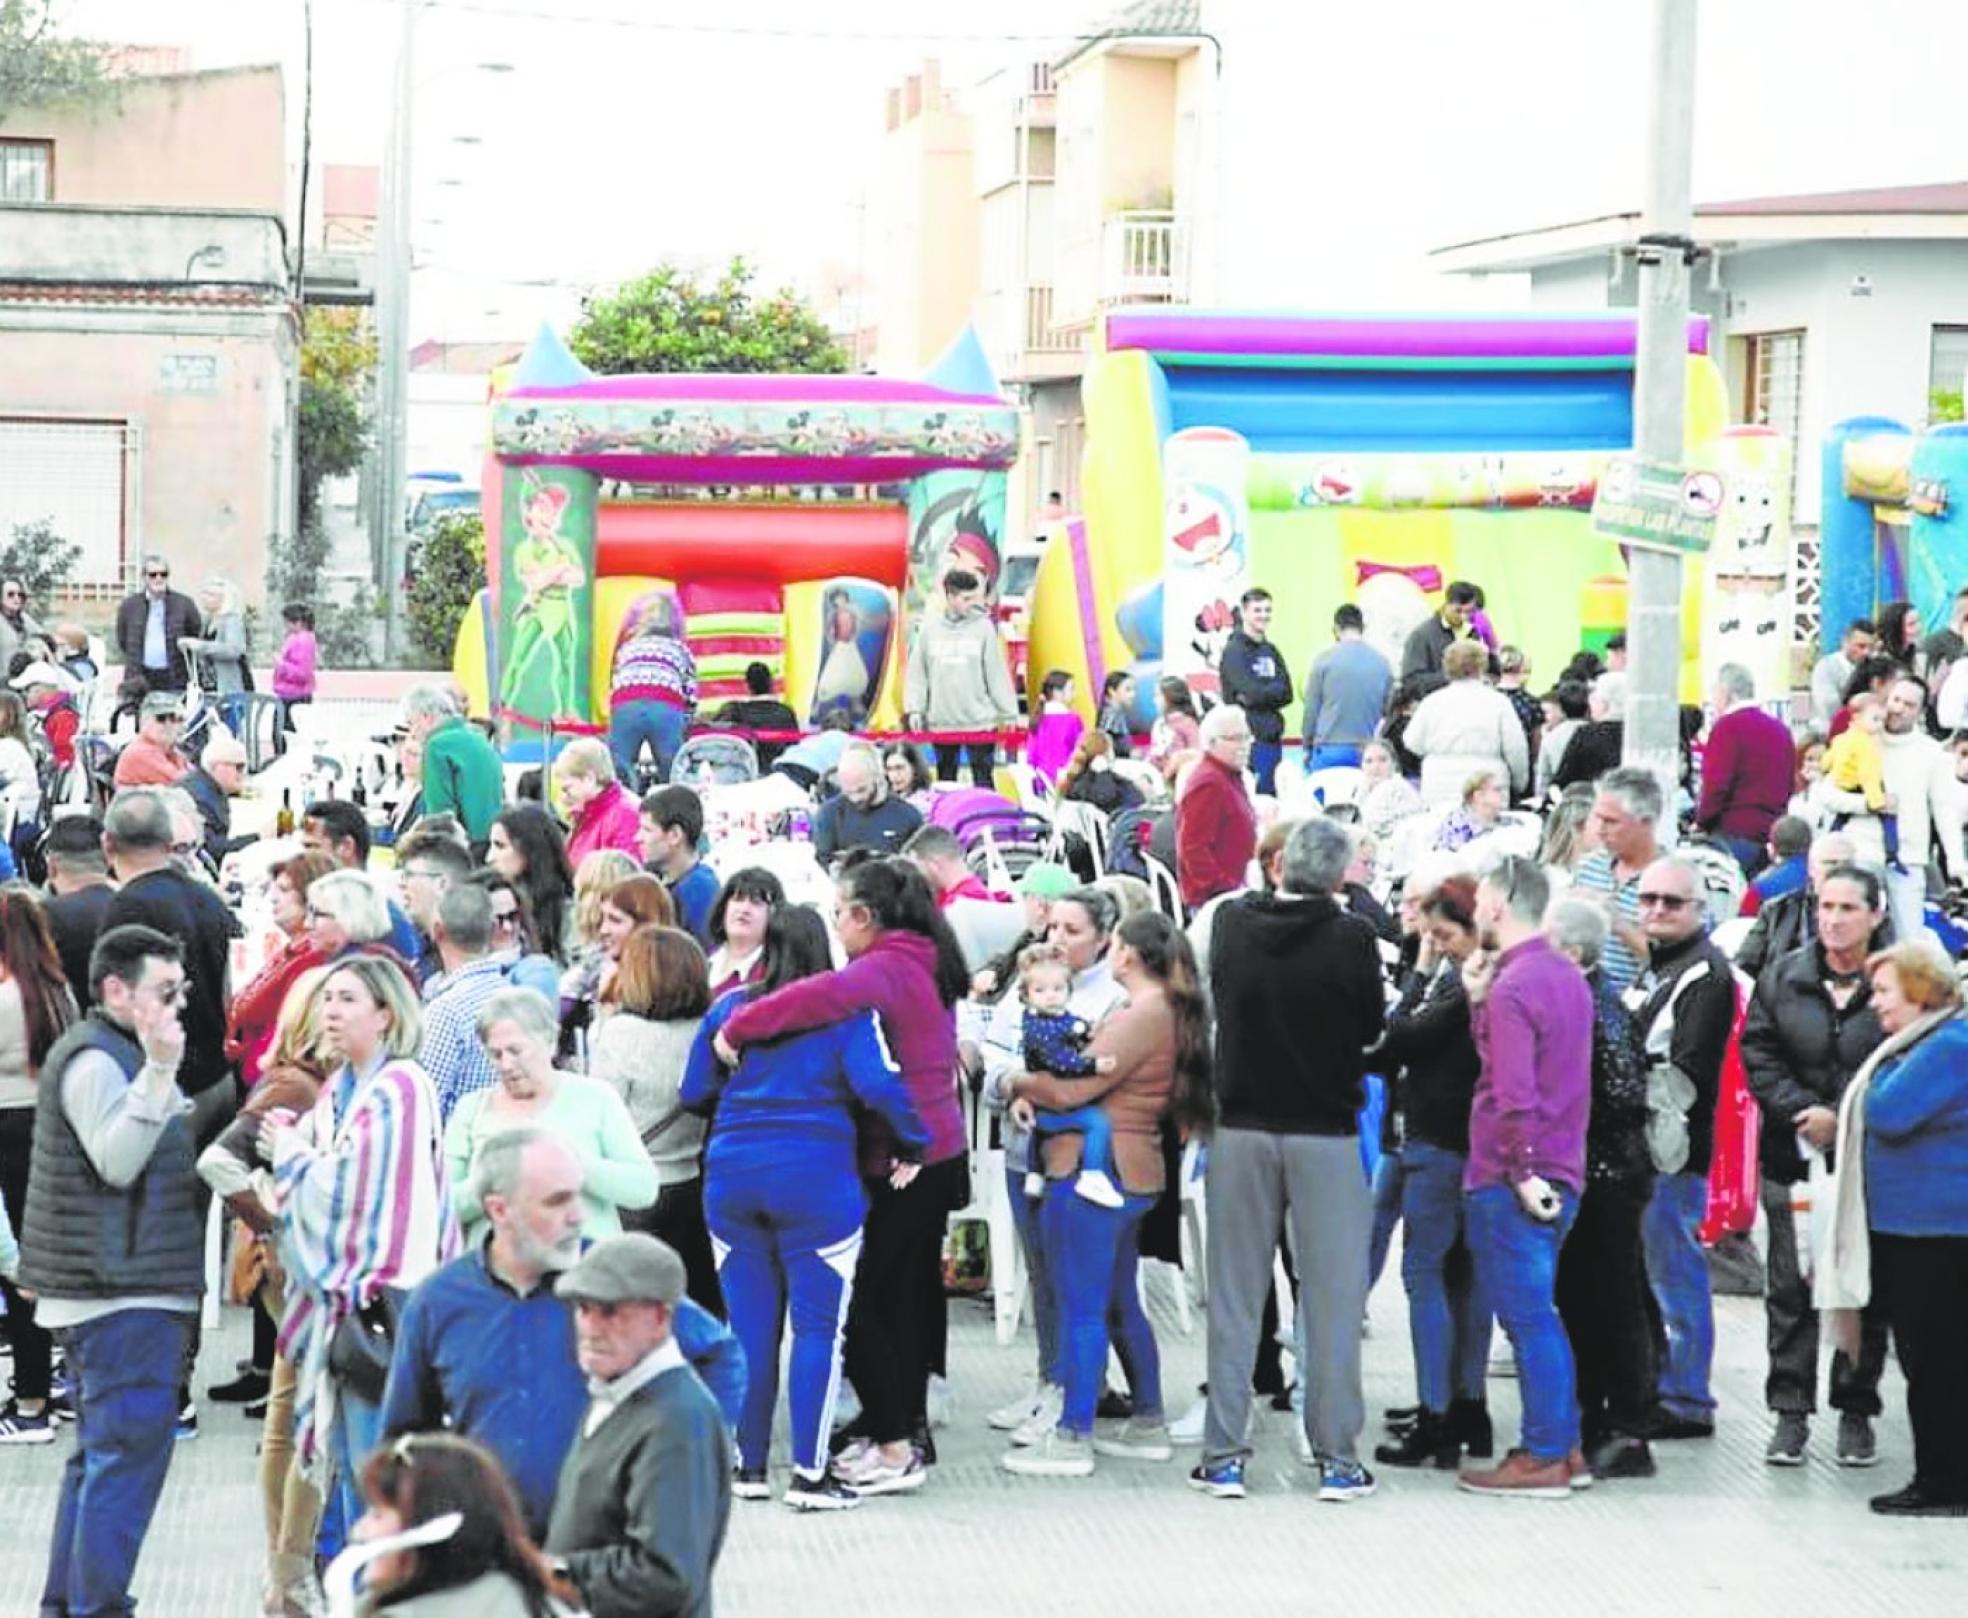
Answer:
[{"left": 419, "top": 954, "right": 513, "bottom": 1121}]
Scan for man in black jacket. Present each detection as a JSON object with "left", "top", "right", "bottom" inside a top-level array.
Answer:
[
  {"left": 710, "top": 660, "right": 800, "bottom": 769},
  {"left": 1631, "top": 856, "right": 1738, "bottom": 1442},
  {"left": 1218, "top": 588, "right": 1293, "bottom": 795},
  {"left": 113, "top": 553, "right": 202, "bottom": 699},
  {"left": 1193, "top": 818, "right": 1385, "bottom": 1503},
  {"left": 1401, "top": 580, "right": 1480, "bottom": 679},
  {"left": 1740, "top": 863, "right": 1892, "bottom": 1468},
  {"left": 546, "top": 1234, "right": 731, "bottom": 1618},
  {"left": 1734, "top": 831, "right": 1887, "bottom": 981},
  {"left": 41, "top": 815, "right": 115, "bottom": 1007}
]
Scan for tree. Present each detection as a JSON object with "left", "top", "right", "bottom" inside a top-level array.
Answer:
[
  {"left": 405, "top": 511, "right": 486, "bottom": 669},
  {"left": 0, "top": 517, "right": 81, "bottom": 613},
  {"left": 0, "top": 1, "right": 109, "bottom": 121},
  {"left": 1931, "top": 387, "right": 1964, "bottom": 427},
  {"left": 569, "top": 257, "right": 848, "bottom": 375}
]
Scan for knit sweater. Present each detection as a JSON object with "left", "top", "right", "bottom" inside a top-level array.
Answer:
[
  {"left": 1862, "top": 1017, "right": 1968, "bottom": 1236},
  {"left": 1174, "top": 752, "right": 1256, "bottom": 910},
  {"left": 1696, "top": 703, "right": 1794, "bottom": 842},
  {"left": 611, "top": 633, "right": 697, "bottom": 711},
  {"left": 588, "top": 1013, "right": 705, "bottom": 1182},
  {"left": 446, "top": 1073, "right": 659, "bottom": 1241}
]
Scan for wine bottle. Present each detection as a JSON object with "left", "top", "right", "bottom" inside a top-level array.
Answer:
[
  {"left": 275, "top": 788, "right": 295, "bottom": 838},
  {"left": 352, "top": 765, "right": 369, "bottom": 809}
]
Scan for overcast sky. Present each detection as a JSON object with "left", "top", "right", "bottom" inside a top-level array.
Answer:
[{"left": 56, "top": 0, "right": 1968, "bottom": 339}]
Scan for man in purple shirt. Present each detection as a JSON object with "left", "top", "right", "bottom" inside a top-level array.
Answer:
[
  {"left": 1695, "top": 663, "right": 1795, "bottom": 876},
  {"left": 1458, "top": 855, "right": 1594, "bottom": 1500}
]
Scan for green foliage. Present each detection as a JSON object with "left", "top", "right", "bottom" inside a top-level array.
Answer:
[
  {"left": 0, "top": 517, "right": 81, "bottom": 611},
  {"left": 0, "top": 1, "right": 110, "bottom": 121},
  {"left": 297, "top": 377, "right": 367, "bottom": 531},
  {"left": 299, "top": 307, "right": 377, "bottom": 392},
  {"left": 405, "top": 511, "right": 486, "bottom": 669},
  {"left": 1931, "top": 388, "right": 1965, "bottom": 426},
  {"left": 569, "top": 257, "right": 849, "bottom": 376}
]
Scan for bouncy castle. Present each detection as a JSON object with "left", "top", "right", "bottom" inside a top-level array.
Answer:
[
  {"left": 453, "top": 327, "right": 1019, "bottom": 756},
  {"left": 1026, "top": 310, "right": 1797, "bottom": 723},
  {"left": 1820, "top": 417, "right": 1968, "bottom": 646}
]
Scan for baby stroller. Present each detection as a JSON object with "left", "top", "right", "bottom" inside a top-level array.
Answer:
[{"left": 669, "top": 732, "right": 760, "bottom": 788}]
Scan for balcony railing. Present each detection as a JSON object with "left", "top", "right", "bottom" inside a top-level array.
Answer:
[
  {"left": 1101, "top": 210, "right": 1188, "bottom": 304},
  {"left": 1024, "top": 285, "right": 1078, "bottom": 353}
]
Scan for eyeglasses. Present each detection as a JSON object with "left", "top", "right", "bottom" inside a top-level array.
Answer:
[
  {"left": 145, "top": 570, "right": 169, "bottom": 580},
  {"left": 1637, "top": 892, "right": 1696, "bottom": 911},
  {"left": 491, "top": 908, "right": 519, "bottom": 926}
]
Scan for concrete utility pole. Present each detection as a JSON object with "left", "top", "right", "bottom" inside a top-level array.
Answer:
[
  {"left": 374, "top": 0, "right": 416, "bottom": 662},
  {"left": 1623, "top": 0, "right": 1699, "bottom": 814}
]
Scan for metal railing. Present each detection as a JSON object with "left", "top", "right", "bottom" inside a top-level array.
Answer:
[{"left": 1024, "top": 285, "right": 1079, "bottom": 353}]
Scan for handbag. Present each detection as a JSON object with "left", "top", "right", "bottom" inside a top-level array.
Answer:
[{"left": 326, "top": 1285, "right": 405, "bottom": 1405}]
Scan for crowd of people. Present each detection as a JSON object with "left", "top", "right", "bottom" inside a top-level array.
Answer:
[{"left": 2, "top": 559, "right": 1967, "bottom": 1618}]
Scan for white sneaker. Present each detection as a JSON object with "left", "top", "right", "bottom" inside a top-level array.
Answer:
[
  {"left": 1093, "top": 1420, "right": 1174, "bottom": 1461},
  {"left": 1010, "top": 1383, "right": 1064, "bottom": 1447},
  {"left": 925, "top": 1374, "right": 955, "bottom": 1431},
  {"left": 1169, "top": 1395, "right": 1208, "bottom": 1446},
  {"left": 1001, "top": 1430, "right": 1095, "bottom": 1478},
  {"left": 1074, "top": 1168, "right": 1125, "bottom": 1208},
  {"left": 987, "top": 1382, "right": 1043, "bottom": 1433}
]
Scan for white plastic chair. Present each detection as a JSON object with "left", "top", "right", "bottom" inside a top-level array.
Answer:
[
  {"left": 1111, "top": 758, "right": 1169, "bottom": 805},
  {"left": 1141, "top": 853, "right": 1184, "bottom": 920},
  {"left": 1305, "top": 765, "right": 1365, "bottom": 807},
  {"left": 998, "top": 762, "right": 1054, "bottom": 816},
  {"left": 1048, "top": 798, "right": 1110, "bottom": 873}
]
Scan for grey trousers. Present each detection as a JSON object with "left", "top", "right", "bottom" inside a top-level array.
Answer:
[{"left": 1203, "top": 1128, "right": 1369, "bottom": 1464}]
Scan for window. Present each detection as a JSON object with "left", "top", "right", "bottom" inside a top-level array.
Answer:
[
  {"left": 0, "top": 418, "right": 132, "bottom": 587},
  {"left": 1744, "top": 329, "right": 1806, "bottom": 501},
  {"left": 0, "top": 139, "right": 52, "bottom": 201},
  {"left": 1929, "top": 325, "right": 1968, "bottom": 420}
]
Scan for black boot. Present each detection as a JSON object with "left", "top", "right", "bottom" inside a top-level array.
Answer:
[
  {"left": 1374, "top": 1408, "right": 1458, "bottom": 1469},
  {"left": 1449, "top": 1398, "right": 1494, "bottom": 1460}
]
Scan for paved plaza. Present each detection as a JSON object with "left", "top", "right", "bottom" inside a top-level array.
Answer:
[{"left": 3, "top": 1256, "right": 1963, "bottom": 1617}]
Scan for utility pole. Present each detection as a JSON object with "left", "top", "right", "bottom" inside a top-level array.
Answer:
[
  {"left": 1623, "top": 0, "right": 1699, "bottom": 816},
  {"left": 374, "top": 0, "right": 416, "bottom": 662}
]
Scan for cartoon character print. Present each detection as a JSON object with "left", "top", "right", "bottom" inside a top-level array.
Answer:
[
  {"left": 1190, "top": 599, "right": 1236, "bottom": 677},
  {"left": 1306, "top": 459, "right": 1364, "bottom": 506},
  {"left": 1538, "top": 459, "right": 1586, "bottom": 507},
  {"left": 1166, "top": 479, "right": 1243, "bottom": 572},
  {"left": 1726, "top": 472, "right": 1776, "bottom": 555}
]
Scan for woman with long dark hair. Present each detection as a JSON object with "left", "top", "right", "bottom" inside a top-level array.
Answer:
[
  {"left": 0, "top": 887, "right": 77, "bottom": 1442},
  {"left": 713, "top": 857, "right": 969, "bottom": 1497},
  {"left": 487, "top": 804, "right": 575, "bottom": 962},
  {"left": 683, "top": 906, "right": 927, "bottom": 1508},
  {"left": 1872, "top": 600, "right": 1924, "bottom": 676},
  {"left": 704, "top": 866, "right": 786, "bottom": 996},
  {"left": 338, "top": 1432, "right": 576, "bottom": 1615},
  {"left": 1000, "top": 909, "right": 1213, "bottom": 1477}
]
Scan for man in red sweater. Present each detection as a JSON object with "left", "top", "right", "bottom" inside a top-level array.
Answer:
[
  {"left": 1695, "top": 663, "right": 1794, "bottom": 876},
  {"left": 1176, "top": 704, "right": 1258, "bottom": 911}
]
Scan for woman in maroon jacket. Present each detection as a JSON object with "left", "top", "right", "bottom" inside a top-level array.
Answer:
[{"left": 714, "top": 855, "right": 970, "bottom": 1496}]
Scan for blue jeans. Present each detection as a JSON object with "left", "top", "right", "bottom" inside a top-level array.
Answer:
[
  {"left": 1400, "top": 1143, "right": 1492, "bottom": 1411},
  {"left": 1249, "top": 740, "right": 1282, "bottom": 796},
  {"left": 611, "top": 700, "right": 687, "bottom": 783},
  {"left": 1044, "top": 1182, "right": 1162, "bottom": 1437},
  {"left": 1035, "top": 1105, "right": 1114, "bottom": 1181},
  {"left": 706, "top": 1165, "right": 866, "bottom": 1476},
  {"left": 1368, "top": 1147, "right": 1406, "bottom": 1290},
  {"left": 1716, "top": 833, "right": 1765, "bottom": 878},
  {"left": 1307, "top": 743, "right": 1364, "bottom": 773},
  {"left": 331, "top": 1387, "right": 385, "bottom": 1551},
  {"left": 1466, "top": 1182, "right": 1581, "bottom": 1460},
  {"left": 1643, "top": 1170, "right": 1716, "bottom": 1421},
  {"left": 43, "top": 1307, "right": 194, "bottom": 1618},
  {"left": 1005, "top": 1162, "right": 1060, "bottom": 1384}
]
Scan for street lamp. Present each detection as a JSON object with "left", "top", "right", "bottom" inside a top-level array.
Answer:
[{"left": 372, "top": 1, "right": 515, "bottom": 660}]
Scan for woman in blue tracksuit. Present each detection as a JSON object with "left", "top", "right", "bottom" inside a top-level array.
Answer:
[{"left": 681, "top": 904, "right": 927, "bottom": 1512}]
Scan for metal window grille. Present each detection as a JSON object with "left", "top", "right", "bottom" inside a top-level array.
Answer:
[
  {"left": 1928, "top": 325, "right": 1968, "bottom": 419},
  {"left": 0, "top": 418, "right": 139, "bottom": 592},
  {"left": 1746, "top": 329, "right": 1806, "bottom": 504},
  {"left": 0, "top": 140, "right": 51, "bottom": 201}
]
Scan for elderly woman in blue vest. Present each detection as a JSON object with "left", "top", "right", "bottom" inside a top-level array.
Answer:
[
  {"left": 1833, "top": 940, "right": 1968, "bottom": 1517},
  {"left": 261, "top": 954, "right": 460, "bottom": 1537},
  {"left": 17, "top": 925, "right": 198, "bottom": 1618},
  {"left": 682, "top": 905, "right": 927, "bottom": 1510}
]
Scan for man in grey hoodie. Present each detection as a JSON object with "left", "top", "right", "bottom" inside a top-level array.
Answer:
[{"left": 904, "top": 568, "right": 1019, "bottom": 784}]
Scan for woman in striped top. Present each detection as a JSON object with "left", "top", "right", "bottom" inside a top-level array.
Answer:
[{"left": 264, "top": 954, "right": 460, "bottom": 1536}]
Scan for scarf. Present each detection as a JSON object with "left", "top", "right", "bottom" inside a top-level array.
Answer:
[{"left": 1816, "top": 1007, "right": 1959, "bottom": 1358}]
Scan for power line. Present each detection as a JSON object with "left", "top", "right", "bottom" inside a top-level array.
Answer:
[{"left": 413, "top": 1, "right": 1119, "bottom": 45}]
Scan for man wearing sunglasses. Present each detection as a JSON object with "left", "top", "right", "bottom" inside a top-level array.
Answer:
[
  {"left": 1628, "top": 857, "right": 1737, "bottom": 1450},
  {"left": 18, "top": 925, "right": 199, "bottom": 1615},
  {"left": 113, "top": 553, "right": 202, "bottom": 701},
  {"left": 0, "top": 576, "right": 42, "bottom": 676}
]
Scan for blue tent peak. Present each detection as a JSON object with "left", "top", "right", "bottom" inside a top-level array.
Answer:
[
  {"left": 922, "top": 324, "right": 1003, "bottom": 400},
  {"left": 510, "top": 323, "right": 594, "bottom": 389}
]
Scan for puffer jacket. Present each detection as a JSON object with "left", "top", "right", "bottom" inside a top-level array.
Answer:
[{"left": 1739, "top": 941, "right": 1884, "bottom": 1183}]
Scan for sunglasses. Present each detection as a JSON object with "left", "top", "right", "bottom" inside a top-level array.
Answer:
[
  {"left": 146, "top": 570, "right": 170, "bottom": 580},
  {"left": 1637, "top": 892, "right": 1696, "bottom": 911},
  {"left": 492, "top": 909, "right": 519, "bottom": 925}
]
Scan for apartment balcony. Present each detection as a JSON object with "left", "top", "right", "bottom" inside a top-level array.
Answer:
[
  {"left": 1053, "top": 209, "right": 1193, "bottom": 334},
  {"left": 989, "top": 283, "right": 1085, "bottom": 384},
  {"left": 1103, "top": 210, "right": 1188, "bottom": 303}
]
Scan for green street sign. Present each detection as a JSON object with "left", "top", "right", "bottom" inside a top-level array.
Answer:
[{"left": 1590, "top": 455, "right": 1721, "bottom": 554}]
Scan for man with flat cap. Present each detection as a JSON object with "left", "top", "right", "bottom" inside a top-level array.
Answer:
[{"left": 545, "top": 1232, "right": 732, "bottom": 1618}]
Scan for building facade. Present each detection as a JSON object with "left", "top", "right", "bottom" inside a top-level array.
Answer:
[{"left": 0, "top": 65, "right": 297, "bottom": 618}]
